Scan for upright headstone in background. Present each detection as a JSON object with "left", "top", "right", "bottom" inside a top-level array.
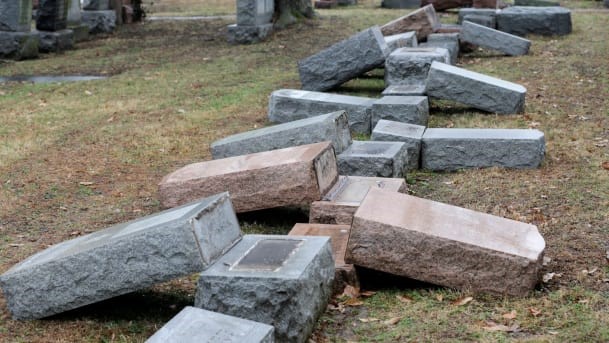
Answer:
[
  {"left": 82, "top": 0, "right": 116, "bottom": 33},
  {"left": 67, "top": 0, "right": 90, "bottom": 41},
  {"left": 36, "top": 0, "right": 74, "bottom": 52},
  {"left": 380, "top": 4, "right": 440, "bottom": 41},
  {"left": 227, "top": 0, "right": 274, "bottom": 44},
  {"left": 0, "top": 0, "right": 39, "bottom": 60}
]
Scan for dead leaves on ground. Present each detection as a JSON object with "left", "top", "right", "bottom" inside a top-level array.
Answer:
[{"left": 452, "top": 296, "right": 474, "bottom": 306}]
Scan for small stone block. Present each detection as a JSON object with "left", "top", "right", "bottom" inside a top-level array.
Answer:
[
  {"left": 381, "top": 84, "right": 426, "bottom": 96},
  {"left": 0, "top": 31, "right": 39, "bottom": 60},
  {"left": 381, "top": 0, "right": 421, "bottom": 8},
  {"left": 345, "top": 188, "right": 546, "bottom": 296},
  {"left": 371, "top": 119, "right": 425, "bottom": 169},
  {"left": 371, "top": 95, "right": 429, "bottom": 128},
  {"left": 337, "top": 140, "right": 408, "bottom": 177},
  {"left": 226, "top": 23, "right": 273, "bottom": 44},
  {"left": 461, "top": 21, "right": 531, "bottom": 56},
  {"left": 0, "top": 193, "right": 242, "bottom": 320},
  {"left": 268, "top": 89, "right": 375, "bottom": 135},
  {"left": 421, "top": 128, "right": 545, "bottom": 170},
  {"left": 211, "top": 111, "right": 352, "bottom": 158},
  {"left": 298, "top": 26, "right": 389, "bottom": 92},
  {"left": 384, "top": 31, "right": 418, "bottom": 53},
  {"left": 496, "top": 6, "right": 571, "bottom": 36},
  {"left": 463, "top": 14, "right": 496, "bottom": 28},
  {"left": 236, "top": 0, "right": 274, "bottom": 26},
  {"left": 385, "top": 47, "right": 450, "bottom": 87},
  {"left": 425, "top": 61, "right": 526, "bottom": 114},
  {"left": 0, "top": 0, "right": 33, "bottom": 32},
  {"left": 81, "top": 10, "right": 116, "bottom": 34},
  {"left": 309, "top": 175, "right": 407, "bottom": 225},
  {"left": 159, "top": 142, "right": 339, "bottom": 212},
  {"left": 37, "top": 28, "right": 74, "bottom": 52},
  {"left": 458, "top": 8, "right": 497, "bottom": 24},
  {"left": 195, "top": 234, "right": 335, "bottom": 343},
  {"left": 146, "top": 307, "right": 274, "bottom": 343},
  {"left": 381, "top": 4, "right": 440, "bottom": 41}
]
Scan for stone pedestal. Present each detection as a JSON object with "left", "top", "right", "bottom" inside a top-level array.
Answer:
[
  {"left": 0, "top": 31, "right": 39, "bottom": 60},
  {"left": 385, "top": 47, "right": 450, "bottom": 87},
  {"left": 371, "top": 120, "right": 425, "bottom": 170},
  {"left": 37, "top": 28, "right": 73, "bottom": 52},
  {"left": 337, "top": 141, "right": 408, "bottom": 177},
  {"left": 227, "top": 0, "right": 274, "bottom": 44},
  {"left": 371, "top": 95, "right": 429, "bottom": 128}
]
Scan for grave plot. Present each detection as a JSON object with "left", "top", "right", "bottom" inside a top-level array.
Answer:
[
  {"left": 380, "top": 4, "right": 440, "bottom": 40},
  {"left": 0, "top": 193, "right": 242, "bottom": 320},
  {"left": 195, "top": 235, "right": 335, "bottom": 343},
  {"left": 0, "top": 0, "right": 39, "bottom": 60}
]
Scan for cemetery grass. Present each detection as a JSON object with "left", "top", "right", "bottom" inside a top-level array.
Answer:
[{"left": 0, "top": 0, "right": 608, "bottom": 341}]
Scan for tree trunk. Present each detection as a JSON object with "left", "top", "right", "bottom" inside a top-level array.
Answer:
[{"left": 275, "top": 0, "right": 315, "bottom": 28}]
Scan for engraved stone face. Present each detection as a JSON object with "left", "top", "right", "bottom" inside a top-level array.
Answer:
[{"left": 232, "top": 239, "right": 303, "bottom": 271}]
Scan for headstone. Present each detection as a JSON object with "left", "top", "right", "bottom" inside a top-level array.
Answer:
[
  {"left": 298, "top": 26, "right": 389, "bottom": 92},
  {"left": 421, "top": 128, "right": 545, "bottom": 170},
  {"left": 496, "top": 7, "right": 571, "bottom": 36},
  {"left": 237, "top": 0, "right": 273, "bottom": 26},
  {"left": 268, "top": 89, "right": 376, "bottom": 135},
  {"left": 337, "top": 140, "right": 408, "bottom": 177},
  {"left": 385, "top": 31, "right": 418, "bottom": 53},
  {"left": 461, "top": 21, "right": 531, "bottom": 56},
  {"left": 433, "top": 23, "right": 462, "bottom": 34},
  {"left": 309, "top": 175, "right": 407, "bottom": 225},
  {"left": 381, "top": 0, "right": 421, "bottom": 8},
  {"left": 0, "top": 193, "right": 242, "bottom": 320},
  {"left": 458, "top": 8, "right": 497, "bottom": 25},
  {"left": 227, "top": 24, "right": 273, "bottom": 44},
  {"left": 146, "top": 307, "right": 275, "bottom": 343},
  {"left": 426, "top": 32, "right": 460, "bottom": 64},
  {"left": 0, "top": 32, "right": 39, "bottom": 60},
  {"left": 420, "top": 0, "right": 472, "bottom": 11},
  {"left": 371, "top": 95, "right": 429, "bottom": 127},
  {"left": 288, "top": 223, "right": 358, "bottom": 294},
  {"left": 159, "top": 142, "right": 339, "bottom": 212},
  {"left": 604, "top": 0, "right": 608, "bottom": 8},
  {"left": 514, "top": 0, "right": 560, "bottom": 6},
  {"left": 381, "top": 84, "right": 426, "bottom": 96},
  {"left": 81, "top": 10, "right": 116, "bottom": 33},
  {"left": 37, "top": 28, "right": 74, "bottom": 52},
  {"left": 462, "top": 14, "right": 496, "bottom": 28},
  {"left": 345, "top": 188, "right": 546, "bottom": 296},
  {"left": 473, "top": 0, "right": 507, "bottom": 8},
  {"left": 67, "top": 0, "right": 81, "bottom": 25},
  {"left": 36, "top": 0, "right": 68, "bottom": 31},
  {"left": 195, "top": 235, "right": 335, "bottom": 343},
  {"left": 385, "top": 47, "right": 450, "bottom": 87},
  {"left": 380, "top": 5, "right": 440, "bottom": 41},
  {"left": 425, "top": 61, "right": 526, "bottom": 114},
  {"left": 211, "top": 111, "right": 352, "bottom": 158},
  {"left": 83, "top": 0, "right": 110, "bottom": 10},
  {"left": 371, "top": 119, "right": 425, "bottom": 169},
  {"left": 0, "top": 0, "right": 33, "bottom": 32}
]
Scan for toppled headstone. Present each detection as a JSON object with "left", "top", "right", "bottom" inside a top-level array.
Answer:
[
  {"left": 385, "top": 47, "right": 450, "bottom": 87},
  {"left": 0, "top": 0, "right": 33, "bottom": 32},
  {"left": 381, "top": 0, "right": 421, "bottom": 8},
  {"left": 309, "top": 175, "right": 407, "bottom": 225},
  {"left": 421, "top": 0, "right": 472, "bottom": 11},
  {"left": 0, "top": 193, "right": 242, "bottom": 320},
  {"left": 195, "top": 235, "right": 335, "bottom": 343},
  {"left": 345, "top": 188, "right": 546, "bottom": 296},
  {"left": 461, "top": 21, "right": 531, "bottom": 56},
  {"left": 371, "top": 95, "right": 429, "bottom": 127},
  {"left": 382, "top": 84, "right": 426, "bottom": 96},
  {"left": 298, "top": 26, "right": 389, "bottom": 92},
  {"left": 497, "top": 6, "right": 571, "bottom": 36},
  {"left": 268, "top": 89, "right": 375, "bottom": 134},
  {"left": 83, "top": 0, "right": 110, "bottom": 10},
  {"left": 426, "top": 32, "right": 460, "bottom": 64},
  {"left": 36, "top": 0, "right": 68, "bottom": 31},
  {"left": 381, "top": 5, "right": 440, "bottom": 40},
  {"left": 82, "top": 10, "right": 116, "bottom": 33},
  {"left": 385, "top": 31, "right": 417, "bottom": 52},
  {"left": 514, "top": 0, "right": 560, "bottom": 5},
  {"left": 146, "top": 307, "right": 275, "bottom": 343},
  {"left": 38, "top": 29, "right": 74, "bottom": 52},
  {"left": 371, "top": 119, "right": 425, "bottom": 169},
  {"left": 463, "top": 14, "right": 496, "bottom": 28},
  {"left": 425, "top": 61, "right": 526, "bottom": 114},
  {"left": 289, "top": 223, "right": 358, "bottom": 293},
  {"left": 159, "top": 142, "right": 339, "bottom": 212},
  {"left": 421, "top": 128, "right": 545, "bottom": 170},
  {"left": 458, "top": 8, "right": 497, "bottom": 25},
  {"left": 228, "top": 0, "right": 274, "bottom": 44},
  {"left": 211, "top": 111, "right": 352, "bottom": 158},
  {"left": 338, "top": 140, "right": 408, "bottom": 177}
]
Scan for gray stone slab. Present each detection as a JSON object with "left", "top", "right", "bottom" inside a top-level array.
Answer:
[
  {"left": 0, "top": 193, "right": 242, "bottom": 320},
  {"left": 458, "top": 8, "right": 497, "bottom": 25},
  {"left": 226, "top": 23, "right": 273, "bottom": 44},
  {"left": 236, "top": 0, "right": 274, "bottom": 26},
  {"left": 384, "top": 31, "right": 417, "bottom": 53},
  {"left": 385, "top": 47, "right": 450, "bottom": 87},
  {"left": 497, "top": 6, "right": 571, "bottom": 36},
  {"left": 83, "top": 0, "right": 110, "bottom": 10},
  {"left": 371, "top": 119, "right": 425, "bottom": 169},
  {"left": 463, "top": 14, "right": 496, "bottom": 28},
  {"left": 425, "top": 61, "right": 526, "bottom": 114},
  {"left": 0, "top": 31, "right": 39, "bottom": 60},
  {"left": 81, "top": 10, "right": 115, "bottom": 34},
  {"left": 419, "top": 41, "right": 458, "bottom": 65},
  {"left": 211, "top": 111, "right": 352, "bottom": 158},
  {"left": 67, "top": 0, "right": 82, "bottom": 25},
  {"left": 371, "top": 95, "right": 429, "bottom": 128},
  {"left": 338, "top": 140, "right": 408, "bottom": 176},
  {"left": 381, "top": 0, "right": 421, "bottom": 8},
  {"left": 195, "top": 235, "right": 334, "bottom": 343},
  {"left": 421, "top": 128, "right": 545, "bottom": 170},
  {"left": 146, "top": 307, "right": 274, "bottom": 343},
  {"left": 0, "top": 0, "right": 33, "bottom": 32},
  {"left": 381, "top": 84, "right": 426, "bottom": 96},
  {"left": 268, "top": 89, "right": 375, "bottom": 135},
  {"left": 37, "top": 28, "right": 74, "bottom": 52},
  {"left": 36, "top": 0, "right": 69, "bottom": 31},
  {"left": 461, "top": 21, "right": 531, "bottom": 56},
  {"left": 298, "top": 26, "right": 389, "bottom": 92},
  {"left": 515, "top": 0, "right": 560, "bottom": 5}
]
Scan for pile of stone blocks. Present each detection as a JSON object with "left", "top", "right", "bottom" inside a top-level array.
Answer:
[
  {"left": 227, "top": 0, "right": 274, "bottom": 44},
  {"left": 82, "top": 0, "right": 116, "bottom": 34},
  {"left": 0, "top": 0, "right": 39, "bottom": 60},
  {"left": 36, "top": 0, "right": 75, "bottom": 52}
]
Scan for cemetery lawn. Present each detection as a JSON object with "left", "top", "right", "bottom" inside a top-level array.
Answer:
[{"left": 1, "top": 0, "right": 608, "bottom": 341}]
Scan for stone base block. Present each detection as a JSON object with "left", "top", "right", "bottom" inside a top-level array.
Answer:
[
  {"left": 458, "top": 8, "right": 497, "bottom": 25},
  {"left": 381, "top": 4, "right": 440, "bottom": 40},
  {"left": 371, "top": 95, "right": 429, "bottom": 127},
  {"left": 345, "top": 188, "right": 546, "bottom": 296},
  {"left": 461, "top": 21, "right": 531, "bottom": 56},
  {"left": 70, "top": 24, "right": 91, "bottom": 42},
  {"left": 82, "top": 10, "right": 116, "bottom": 34},
  {"left": 371, "top": 120, "right": 425, "bottom": 169},
  {"left": 385, "top": 47, "right": 450, "bottom": 87},
  {"left": 37, "top": 29, "right": 74, "bottom": 52},
  {"left": 385, "top": 31, "right": 418, "bottom": 53},
  {"left": 382, "top": 0, "right": 421, "bottom": 8},
  {"left": 496, "top": 6, "right": 571, "bottom": 36},
  {"left": 146, "top": 307, "right": 274, "bottom": 343},
  {"left": 195, "top": 235, "right": 335, "bottom": 343},
  {"left": 337, "top": 141, "right": 408, "bottom": 177},
  {"left": 381, "top": 84, "right": 426, "bottom": 96},
  {"left": 0, "top": 31, "right": 39, "bottom": 60},
  {"left": 226, "top": 23, "right": 273, "bottom": 44}
]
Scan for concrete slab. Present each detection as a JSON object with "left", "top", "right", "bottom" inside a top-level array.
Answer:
[
  {"left": 371, "top": 119, "right": 425, "bottom": 169},
  {"left": 371, "top": 95, "right": 429, "bottom": 128},
  {"left": 461, "top": 20, "right": 531, "bottom": 56},
  {"left": 385, "top": 47, "right": 450, "bottom": 87},
  {"left": 381, "top": 4, "right": 440, "bottom": 41},
  {"left": 337, "top": 140, "right": 408, "bottom": 177}
]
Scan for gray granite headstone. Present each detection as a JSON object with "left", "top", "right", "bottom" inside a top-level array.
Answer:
[
  {"left": 0, "top": 0, "right": 33, "bottom": 32},
  {"left": 83, "top": 0, "right": 110, "bottom": 10},
  {"left": 371, "top": 95, "right": 429, "bottom": 127},
  {"left": 385, "top": 47, "right": 450, "bottom": 87},
  {"left": 67, "top": 0, "right": 82, "bottom": 25},
  {"left": 36, "top": 0, "right": 69, "bottom": 31},
  {"left": 384, "top": 31, "right": 418, "bottom": 52},
  {"left": 237, "top": 0, "right": 274, "bottom": 26},
  {"left": 337, "top": 140, "right": 408, "bottom": 176},
  {"left": 496, "top": 6, "right": 571, "bottom": 36},
  {"left": 458, "top": 8, "right": 497, "bottom": 25},
  {"left": 0, "top": 31, "right": 39, "bottom": 60},
  {"left": 461, "top": 21, "right": 531, "bottom": 56},
  {"left": 463, "top": 14, "right": 496, "bottom": 28},
  {"left": 371, "top": 119, "right": 425, "bottom": 170},
  {"left": 81, "top": 10, "right": 115, "bottom": 33}
]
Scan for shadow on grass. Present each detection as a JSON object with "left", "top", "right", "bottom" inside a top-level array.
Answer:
[
  {"left": 238, "top": 206, "right": 310, "bottom": 235},
  {"left": 356, "top": 266, "right": 441, "bottom": 291}
]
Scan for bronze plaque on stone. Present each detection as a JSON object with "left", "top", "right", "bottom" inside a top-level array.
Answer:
[{"left": 233, "top": 239, "right": 302, "bottom": 271}]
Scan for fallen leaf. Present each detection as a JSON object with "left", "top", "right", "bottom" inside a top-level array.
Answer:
[
  {"left": 483, "top": 321, "right": 520, "bottom": 332},
  {"left": 436, "top": 294, "right": 444, "bottom": 302},
  {"left": 343, "top": 298, "right": 364, "bottom": 307},
  {"left": 383, "top": 316, "right": 402, "bottom": 325},
  {"left": 452, "top": 296, "right": 473, "bottom": 306},
  {"left": 69, "top": 231, "right": 80, "bottom": 236},
  {"left": 358, "top": 317, "right": 379, "bottom": 323},
  {"left": 529, "top": 307, "right": 542, "bottom": 317},
  {"left": 360, "top": 291, "right": 376, "bottom": 297},
  {"left": 502, "top": 310, "right": 517, "bottom": 320},
  {"left": 341, "top": 285, "right": 360, "bottom": 299},
  {"left": 84, "top": 90, "right": 93, "bottom": 95},
  {"left": 79, "top": 181, "right": 94, "bottom": 186},
  {"left": 396, "top": 295, "right": 413, "bottom": 304}
]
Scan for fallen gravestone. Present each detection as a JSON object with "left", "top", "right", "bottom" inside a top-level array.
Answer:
[
  {"left": 159, "top": 142, "right": 339, "bottom": 212},
  {"left": 381, "top": 84, "right": 426, "bottom": 96},
  {"left": 337, "top": 140, "right": 408, "bottom": 177},
  {"left": 461, "top": 20, "right": 531, "bottom": 56},
  {"left": 0, "top": 0, "right": 39, "bottom": 60},
  {"left": 267, "top": 89, "right": 376, "bottom": 135},
  {"left": 421, "top": 0, "right": 472, "bottom": 11},
  {"left": 371, "top": 119, "right": 426, "bottom": 170},
  {"left": 421, "top": 128, "right": 545, "bottom": 170},
  {"left": 462, "top": 14, "right": 496, "bottom": 28},
  {"left": 309, "top": 175, "right": 407, "bottom": 225},
  {"left": 196, "top": 235, "right": 334, "bottom": 343},
  {"left": 514, "top": 0, "right": 560, "bottom": 5},
  {"left": 146, "top": 307, "right": 275, "bottom": 343},
  {"left": 426, "top": 33, "right": 460, "bottom": 64},
  {"left": 381, "top": 0, "right": 421, "bottom": 8},
  {"left": 496, "top": 6, "right": 571, "bottom": 36},
  {"left": 458, "top": 8, "right": 497, "bottom": 26},
  {"left": 371, "top": 95, "right": 429, "bottom": 127},
  {"left": 227, "top": 0, "right": 274, "bottom": 44},
  {"left": 298, "top": 26, "right": 389, "bottom": 92},
  {"left": 211, "top": 111, "right": 352, "bottom": 158},
  {"left": 0, "top": 193, "right": 242, "bottom": 320},
  {"left": 418, "top": 40, "right": 458, "bottom": 65},
  {"left": 380, "top": 4, "right": 440, "bottom": 40},
  {"left": 385, "top": 31, "right": 418, "bottom": 53},
  {"left": 385, "top": 47, "right": 450, "bottom": 87},
  {"left": 345, "top": 188, "right": 546, "bottom": 296},
  {"left": 433, "top": 24, "right": 462, "bottom": 34},
  {"left": 425, "top": 61, "right": 526, "bottom": 114}
]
